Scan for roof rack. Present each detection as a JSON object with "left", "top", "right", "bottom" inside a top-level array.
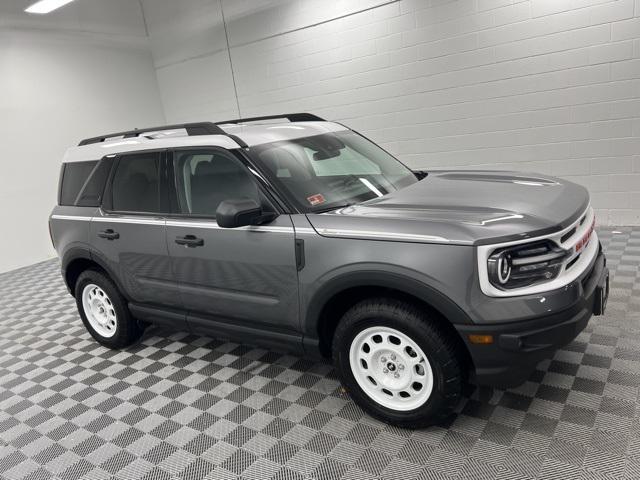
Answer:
[
  {"left": 78, "top": 122, "right": 227, "bottom": 146},
  {"left": 216, "top": 113, "right": 325, "bottom": 125}
]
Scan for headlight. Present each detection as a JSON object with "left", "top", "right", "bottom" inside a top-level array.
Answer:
[
  {"left": 490, "top": 251, "right": 512, "bottom": 285},
  {"left": 487, "top": 240, "right": 569, "bottom": 290}
]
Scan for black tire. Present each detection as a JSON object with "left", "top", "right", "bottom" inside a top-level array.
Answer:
[
  {"left": 332, "top": 298, "right": 464, "bottom": 428},
  {"left": 74, "top": 269, "right": 144, "bottom": 348}
]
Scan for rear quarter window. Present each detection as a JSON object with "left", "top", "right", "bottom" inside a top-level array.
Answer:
[
  {"left": 59, "top": 161, "right": 98, "bottom": 206},
  {"left": 75, "top": 159, "right": 113, "bottom": 207}
]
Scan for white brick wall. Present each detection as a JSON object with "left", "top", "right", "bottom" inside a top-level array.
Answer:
[{"left": 143, "top": 0, "right": 640, "bottom": 225}]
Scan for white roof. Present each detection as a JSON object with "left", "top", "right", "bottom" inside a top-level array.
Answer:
[
  {"left": 62, "top": 120, "right": 348, "bottom": 163},
  {"left": 219, "top": 121, "right": 347, "bottom": 146}
]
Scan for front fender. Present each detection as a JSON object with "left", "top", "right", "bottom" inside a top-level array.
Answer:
[{"left": 303, "top": 266, "right": 474, "bottom": 337}]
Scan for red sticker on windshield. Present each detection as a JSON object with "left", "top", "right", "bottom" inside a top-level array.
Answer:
[{"left": 307, "top": 193, "right": 326, "bottom": 206}]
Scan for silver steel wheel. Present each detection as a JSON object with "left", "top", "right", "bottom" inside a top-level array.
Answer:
[
  {"left": 82, "top": 283, "right": 117, "bottom": 338},
  {"left": 349, "top": 326, "right": 434, "bottom": 411}
]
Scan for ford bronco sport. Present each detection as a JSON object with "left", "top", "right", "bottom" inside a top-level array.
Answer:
[{"left": 50, "top": 113, "right": 609, "bottom": 427}]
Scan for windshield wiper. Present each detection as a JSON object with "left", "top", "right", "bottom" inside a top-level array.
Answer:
[{"left": 313, "top": 203, "right": 355, "bottom": 214}]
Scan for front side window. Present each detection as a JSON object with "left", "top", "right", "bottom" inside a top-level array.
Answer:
[
  {"left": 173, "top": 149, "right": 260, "bottom": 216},
  {"left": 111, "top": 152, "right": 161, "bottom": 213},
  {"left": 249, "top": 130, "right": 417, "bottom": 212}
]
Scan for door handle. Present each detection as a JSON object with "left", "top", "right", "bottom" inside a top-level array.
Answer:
[
  {"left": 98, "top": 229, "right": 120, "bottom": 240},
  {"left": 175, "top": 235, "right": 204, "bottom": 247}
]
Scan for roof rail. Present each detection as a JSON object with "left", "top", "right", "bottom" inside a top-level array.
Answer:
[
  {"left": 216, "top": 113, "right": 325, "bottom": 125},
  {"left": 78, "top": 122, "right": 227, "bottom": 146}
]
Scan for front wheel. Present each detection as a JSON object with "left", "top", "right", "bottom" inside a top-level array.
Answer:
[{"left": 332, "top": 299, "right": 465, "bottom": 428}]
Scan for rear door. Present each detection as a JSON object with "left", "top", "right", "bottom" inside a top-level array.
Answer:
[
  {"left": 91, "top": 150, "right": 183, "bottom": 313},
  {"left": 165, "top": 147, "right": 300, "bottom": 340}
]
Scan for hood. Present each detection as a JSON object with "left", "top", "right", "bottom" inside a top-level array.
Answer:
[{"left": 306, "top": 171, "right": 590, "bottom": 246}]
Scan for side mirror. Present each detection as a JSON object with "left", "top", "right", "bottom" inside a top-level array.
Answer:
[{"left": 216, "top": 198, "right": 276, "bottom": 228}]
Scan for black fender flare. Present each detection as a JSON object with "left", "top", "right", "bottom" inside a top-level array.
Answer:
[
  {"left": 303, "top": 269, "right": 474, "bottom": 342},
  {"left": 60, "top": 245, "right": 92, "bottom": 283},
  {"left": 61, "top": 246, "right": 129, "bottom": 300}
]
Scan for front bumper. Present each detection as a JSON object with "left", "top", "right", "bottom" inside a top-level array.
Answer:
[{"left": 457, "top": 244, "right": 608, "bottom": 387}]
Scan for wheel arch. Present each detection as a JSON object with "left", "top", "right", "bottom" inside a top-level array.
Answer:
[
  {"left": 305, "top": 271, "right": 474, "bottom": 366},
  {"left": 61, "top": 248, "right": 126, "bottom": 299}
]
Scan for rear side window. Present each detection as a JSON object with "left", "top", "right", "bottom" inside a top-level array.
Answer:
[
  {"left": 111, "top": 152, "right": 161, "bottom": 213},
  {"left": 59, "top": 161, "right": 97, "bottom": 206}
]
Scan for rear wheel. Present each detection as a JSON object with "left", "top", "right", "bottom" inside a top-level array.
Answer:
[
  {"left": 333, "top": 298, "right": 464, "bottom": 428},
  {"left": 75, "top": 269, "right": 143, "bottom": 348}
]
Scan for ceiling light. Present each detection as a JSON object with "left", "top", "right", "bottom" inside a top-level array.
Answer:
[{"left": 25, "top": 0, "right": 75, "bottom": 14}]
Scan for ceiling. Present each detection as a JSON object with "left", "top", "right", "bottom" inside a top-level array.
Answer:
[
  {"left": 0, "top": 0, "right": 147, "bottom": 37},
  {"left": 0, "top": 0, "right": 293, "bottom": 37}
]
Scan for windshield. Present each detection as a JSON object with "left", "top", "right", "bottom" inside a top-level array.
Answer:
[{"left": 249, "top": 130, "right": 418, "bottom": 213}]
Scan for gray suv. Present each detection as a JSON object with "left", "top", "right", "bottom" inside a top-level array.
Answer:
[{"left": 50, "top": 113, "right": 609, "bottom": 427}]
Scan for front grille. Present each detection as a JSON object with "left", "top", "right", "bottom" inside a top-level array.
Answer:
[
  {"left": 561, "top": 227, "right": 577, "bottom": 243},
  {"left": 565, "top": 253, "right": 580, "bottom": 270},
  {"left": 479, "top": 204, "right": 597, "bottom": 297},
  {"left": 491, "top": 240, "right": 569, "bottom": 290}
]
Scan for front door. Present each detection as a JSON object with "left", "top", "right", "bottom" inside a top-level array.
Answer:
[{"left": 165, "top": 148, "right": 300, "bottom": 341}]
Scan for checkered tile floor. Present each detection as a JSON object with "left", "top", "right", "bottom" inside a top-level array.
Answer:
[{"left": 0, "top": 227, "right": 638, "bottom": 480}]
